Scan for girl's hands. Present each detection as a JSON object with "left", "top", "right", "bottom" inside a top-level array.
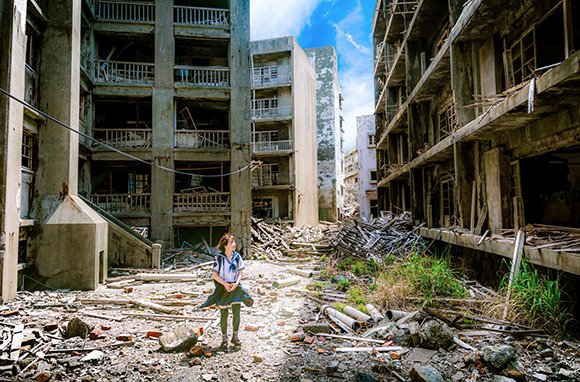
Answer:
[{"left": 225, "top": 282, "right": 239, "bottom": 292}]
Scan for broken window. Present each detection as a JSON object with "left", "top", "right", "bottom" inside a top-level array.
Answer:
[
  {"left": 368, "top": 134, "right": 376, "bottom": 147},
  {"left": 174, "top": 101, "right": 229, "bottom": 149},
  {"left": 440, "top": 175, "right": 456, "bottom": 227},
  {"left": 253, "top": 164, "right": 279, "bottom": 187},
  {"left": 94, "top": 99, "right": 153, "bottom": 148},
  {"left": 504, "top": 3, "right": 567, "bottom": 89},
  {"left": 520, "top": 148, "right": 580, "bottom": 228},
  {"left": 370, "top": 171, "right": 377, "bottom": 183},
  {"left": 21, "top": 133, "right": 34, "bottom": 170},
  {"left": 252, "top": 197, "right": 278, "bottom": 219},
  {"left": 252, "top": 65, "right": 279, "bottom": 86},
  {"left": 437, "top": 97, "right": 458, "bottom": 140}
]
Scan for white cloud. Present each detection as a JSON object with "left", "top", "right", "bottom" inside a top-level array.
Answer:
[
  {"left": 250, "top": 0, "right": 322, "bottom": 40},
  {"left": 333, "top": 3, "right": 374, "bottom": 151}
]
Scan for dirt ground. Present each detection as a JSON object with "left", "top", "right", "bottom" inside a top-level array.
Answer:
[{"left": 1, "top": 258, "right": 579, "bottom": 382}]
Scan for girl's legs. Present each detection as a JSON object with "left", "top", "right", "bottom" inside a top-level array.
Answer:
[
  {"left": 220, "top": 308, "right": 228, "bottom": 347},
  {"left": 231, "top": 304, "right": 241, "bottom": 346}
]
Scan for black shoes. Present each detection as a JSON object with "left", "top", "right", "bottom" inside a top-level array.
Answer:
[{"left": 231, "top": 333, "right": 241, "bottom": 347}]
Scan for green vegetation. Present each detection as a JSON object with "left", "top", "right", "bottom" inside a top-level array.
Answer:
[
  {"left": 499, "top": 260, "right": 571, "bottom": 337},
  {"left": 396, "top": 251, "right": 466, "bottom": 301}
]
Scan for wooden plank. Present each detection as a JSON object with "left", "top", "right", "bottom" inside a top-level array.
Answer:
[{"left": 503, "top": 229, "right": 526, "bottom": 319}]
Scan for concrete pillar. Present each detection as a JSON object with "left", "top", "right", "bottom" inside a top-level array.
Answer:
[
  {"left": 229, "top": 0, "right": 251, "bottom": 257},
  {"left": 30, "top": 0, "right": 107, "bottom": 290},
  {"left": 0, "top": 0, "right": 27, "bottom": 301},
  {"left": 150, "top": 0, "right": 175, "bottom": 244},
  {"left": 410, "top": 168, "right": 424, "bottom": 223},
  {"left": 483, "top": 148, "right": 512, "bottom": 234},
  {"left": 406, "top": 39, "right": 424, "bottom": 92},
  {"left": 450, "top": 41, "right": 475, "bottom": 128},
  {"left": 455, "top": 142, "right": 475, "bottom": 229}
]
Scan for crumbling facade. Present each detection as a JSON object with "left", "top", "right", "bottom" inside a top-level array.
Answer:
[
  {"left": 0, "top": 0, "right": 251, "bottom": 298},
  {"left": 250, "top": 37, "right": 318, "bottom": 227},
  {"left": 84, "top": 0, "right": 251, "bottom": 254},
  {"left": 305, "top": 47, "right": 345, "bottom": 222},
  {"left": 356, "top": 115, "right": 378, "bottom": 219},
  {"left": 373, "top": 0, "right": 580, "bottom": 275}
]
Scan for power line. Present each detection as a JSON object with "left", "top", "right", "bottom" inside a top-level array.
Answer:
[{"left": 0, "top": 87, "right": 255, "bottom": 178}]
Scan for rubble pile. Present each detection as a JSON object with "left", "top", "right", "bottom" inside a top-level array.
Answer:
[
  {"left": 333, "top": 212, "right": 427, "bottom": 261},
  {"left": 251, "top": 218, "right": 336, "bottom": 261},
  {"left": 0, "top": 257, "right": 578, "bottom": 382}
]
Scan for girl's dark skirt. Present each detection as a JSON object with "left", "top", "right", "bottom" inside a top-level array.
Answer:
[{"left": 199, "top": 281, "right": 254, "bottom": 309}]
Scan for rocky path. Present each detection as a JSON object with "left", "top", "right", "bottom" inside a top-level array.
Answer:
[{"left": 1, "top": 259, "right": 579, "bottom": 382}]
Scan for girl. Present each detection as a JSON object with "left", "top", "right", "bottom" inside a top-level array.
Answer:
[{"left": 198, "top": 233, "right": 253, "bottom": 348}]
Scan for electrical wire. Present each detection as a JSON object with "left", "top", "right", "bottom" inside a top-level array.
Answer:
[{"left": 0, "top": 87, "right": 255, "bottom": 178}]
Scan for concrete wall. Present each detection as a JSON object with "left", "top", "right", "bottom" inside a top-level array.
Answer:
[
  {"left": 305, "top": 47, "right": 344, "bottom": 222},
  {"left": 26, "top": 1, "right": 107, "bottom": 291},
  {"left": 291, "top": 39, "right": 319, "bottom": 227},
  {"left": 0, "top": 0, "right": 27, "bottom": 301},
  {"left": 356, "top": 115, "right": 377, "bottom": 220}
]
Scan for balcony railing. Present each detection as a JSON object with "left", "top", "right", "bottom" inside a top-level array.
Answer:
[
  {"left": 251, "top": 74, "right": 291, "bottom": 87},
  {"left": 173, "top": 192, "right": 230, "bottom": 213},
  {"left": 252, "top": 172, "right": 279, "bottom": 187},
  {"left": 95, "top": 60, "right": 154, "bottom": 84},
  {"left": 173, "top": 130, "right": 229, "bottom": 149},
  {"left": 95, "top": 0, "right": 154, "bottom": 22},
  {"left": 174, "top": 6, "right": 230, "bottom": 27},
  {"left": 251, "top": 106, "right": 292, "bottom": 120},
  {"left": 24, "top": 64, "right": 38, "bottom": 107},
  {"left": 93, "top": 128, "right": 152, "bottom": 148},
  {"left": 91, "top": 193, "right": 151, "bottom": 214},
  {"left": 252, "top": 140, "right": 293, "bottom": 152},
  {"left": 174, "top": 66, "right": 230, "bottom": 87}
]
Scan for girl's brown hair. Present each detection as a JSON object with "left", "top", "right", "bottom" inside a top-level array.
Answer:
[{"left": 216, "top": 233, "right": 235, "bottom": 252}]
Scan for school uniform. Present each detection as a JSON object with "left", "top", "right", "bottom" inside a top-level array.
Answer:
[{"left": 199, "top": 251, "right": 253, "bottom": 309}]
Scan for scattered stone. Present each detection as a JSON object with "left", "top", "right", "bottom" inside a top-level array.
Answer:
[
  {"left": 252, "top": 354, "right": 263, "bottom": 363},
  {"left": 188, "top": 345, "right": 205, "bottom": 358},
  {"left": 419, "top": 320, "right": 453, "bottom": 350},
  {"left": 33, "top": 370, "right": 52, "bottom": 382},
  {"left": 116, "top": 334, "right": 133, "bottom": 342},
  {"left": 532, "top": 373, "right": 548, "bottom": 381},
  {"left": 409, "top": 364, "right": 445, "bottom": 382},
  {"left": 244, "top": 325, "right": 260, "bottom": 332},
  {"left": 556, "top": 368, "right": 572, "bottom": 378},
  {"left": 451, "top": 371, "right": 465, "bottom": 382},
  {"left": 63, "top": 317, "right": 91, "bottom": 339},
  {"left": 301, "top": 322, "right": 331, "bottom": 334},
  {"left": 483, "top": 345, "right": 516, "bottom": 369},
  {"left": 159, "top": 327, "right": 198, "bottom": 352},
  {"left": 80, "top": 350, "right": 105, "bottom": 363},
  {"left": 406, "top": 347, "right": 438, "bottom": 363},
  {"left": 494, "top": 377, "right": 516, "bottom": 382}
]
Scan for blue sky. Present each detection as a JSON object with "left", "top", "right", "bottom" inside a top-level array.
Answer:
[{"left": 250, "top": 0, "right": 376, "bottom": 152}]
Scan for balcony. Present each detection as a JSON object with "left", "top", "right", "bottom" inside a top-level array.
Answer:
[
  {"left": 94, "top": 128, "right": 152, "bottom": 149},
  {"left": 252, "top": 140, "right": 293, "bottom": 153},
  {"left": 251, "top": 106, "right": 292, "bottom": 120},
  {"left": 174, "top": 6, "right": 230, "bottom": 27},
  {"left": 91, "top": 193, "right": 151, "bottom": 214},
  {"left": 173, "top": 192, "right": 230, "bottom": 213},
  {"left": 174, "top": 66, "right": 229, "bottom": 87},
  {"left": 173, "top": 130, "right": 229, "bottom": 149},
  {"left": 95, "top": 60, "right": 154, "bottom": 84},
  {"left": 251, "top": 74, "right": 291, "bottom": 88},
  {"left": 95, "top": 0, "right": 154, "bottom": 22},
  {"left": 252, "top": 171, "right": 279, "bottom": 187}
]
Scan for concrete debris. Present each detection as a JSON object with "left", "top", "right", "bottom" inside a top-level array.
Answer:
[
  {"left": 333, "top": 212, "right": 427, "bottom": 261},
  {"left": 419, "top": 320, "right": 454, "bottom": 350},
  {"left": 483, "top": 344, "right": 517, "bottom": 369}
]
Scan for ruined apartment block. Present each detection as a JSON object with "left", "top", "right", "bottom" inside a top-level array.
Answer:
[
  {"left": 305, "top": 47, "right": 345, "bottom": 222},
  {"left": 0, "top": 0, "right": 250, "bottom": 298},
  {"left": 84, "top": 0, "right": 251, "bottom": 257},
  {"left": 373, "top": 0, "right": 579, "bottom": 276},
  {"left": 250, "top": 37, "right": 318, "bottom": 227},
  {"left": 343, "top": 148, "right": 359, "bottom": 218},
  {"left": 356, "top": 115, "right": 378, "bottom": 220}
]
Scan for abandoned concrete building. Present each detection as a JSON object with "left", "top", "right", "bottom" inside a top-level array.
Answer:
[
  {"left": 0, "top": 0, "right": 251, "bottom": 298},
  {"left": 373, "top": 0, "right": 580, "bottom": 277},
  {"left": 250, "top": 37, "right": 318, "bottom": 227},
  {"left": 356, "top": 115, "right": 378, "bottom": 220},
  {"left": 305, "top": 47, "right": 346, "bottom": 222}
]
